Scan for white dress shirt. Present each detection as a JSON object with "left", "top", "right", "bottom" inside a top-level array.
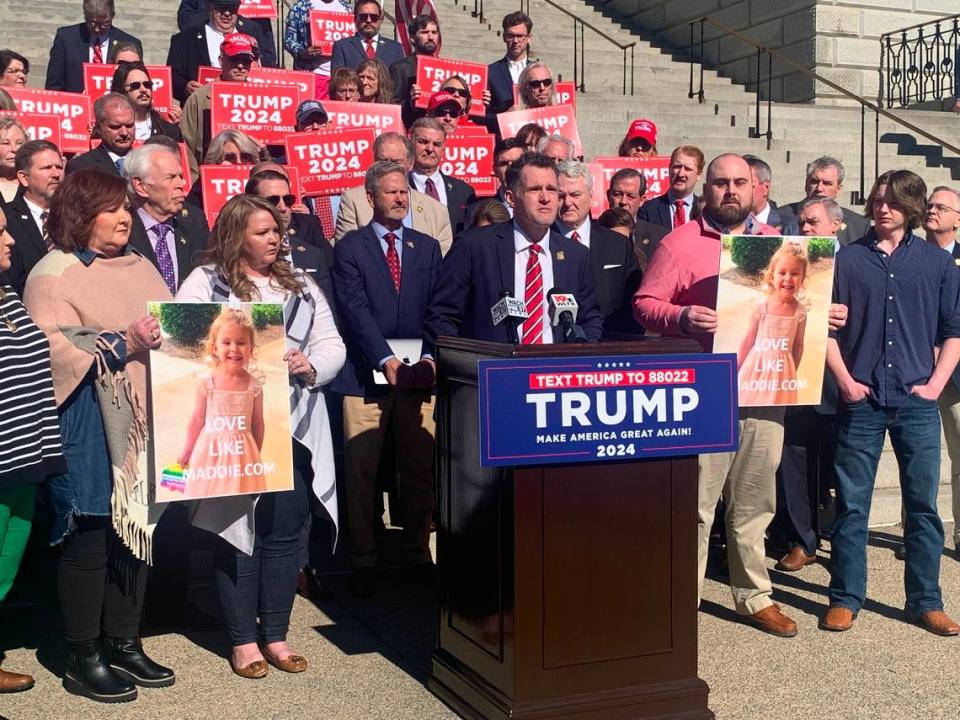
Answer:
[
  {"left": 410, "top": 170, "right": 448, "bottom": 208},
  {"left": 666, "top": 191, "right": 695, "bottom": 221},
  {"left": 134, "top": 117, "right": 153, "bottom": 140},
  {"left": 88, "top": 36, "right": 109, "bottom": 62},
  {"left": 508, "top": 58, "right": 526, "bottom": 84},
  {"left": 754, "top": 202, "right": 771, "bottom": 226},
  {"left": 23, "top": 196, "right": 46, "bottom": 236},
  {"left": 205, "top": 24, "right": 228, "bottom": 68},
  {"left": 513, "top": 223, "right": 554, "bottom": 344},
  {"left": 558, "top": 216, "right": 591, "bottom": 249}
]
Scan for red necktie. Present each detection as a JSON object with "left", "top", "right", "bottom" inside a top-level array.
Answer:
[
  {"left": 424, "top": 177, "right": 440, "bottom": 202},
  {"left": 673, "top": 200, "right": 687, "bottom": 229},
  {"left": 92, "top": 38, "right": 104, "bottom": 64},
  {"left": 365, "top": 39, "right": 376, "bottom": 59},
  {"left": 384, "top": 232, "right": 401, "bottom": 292},
  {"left": 315, "top": 196, "right": 335, "bottom": 240},
  {"left": 522, "top": 243, "right": 544, "bottom": 345},
  {"left": 571, "top": 230, "right": 581, "bottom": 244}
]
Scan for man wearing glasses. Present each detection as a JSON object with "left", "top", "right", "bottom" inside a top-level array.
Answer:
[
  {"left": 45, "top": 0, "right": 142, "bottom": 93},
  {"left": 331, "top": 0, "right": 405, "bottom": 72},
  {"left": 487, "top": 11, "right": 533, "bottom": 122}
]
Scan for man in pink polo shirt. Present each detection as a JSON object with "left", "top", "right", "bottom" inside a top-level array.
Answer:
[{"left": 633, "top": 153, "right": 796, "bottom": 637}]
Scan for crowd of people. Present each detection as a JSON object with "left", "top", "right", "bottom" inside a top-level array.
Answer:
[{"left": 1, "top": 0, "right": 960, "bottom": 707}]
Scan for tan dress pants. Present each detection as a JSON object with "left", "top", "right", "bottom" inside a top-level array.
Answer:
[{"left": 938, "top": 381, "right": 960, "bottom": 545}]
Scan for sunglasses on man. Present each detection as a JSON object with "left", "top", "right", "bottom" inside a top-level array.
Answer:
[
  {"left": 357, "top": 13, "right": 381, "bottom": 21},
  {"left": 264, "top": 194, "right": 297, "bottom": 208},
  {"left": 431, "top": 106, "right": 462, "bottom": 119},
  {"left": 124, "top": 80, "right": 153, "bottom": 91},
  {"left": 526, "top": 78, "right": 552, "bottom": 90},
  {"left": 441, "top": 87, "right": 469, "bottom": 99},
  {"left": 223, "top": 152, "right": 259, "bottom": 164}
]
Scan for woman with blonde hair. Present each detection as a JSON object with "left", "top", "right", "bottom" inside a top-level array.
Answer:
[
  {"left": 176, "top": 194, "right": 345, "bottom": 679},
  {"left": 204, "top": 129, "right": 267, "bottom": 166},
  {"left": 0, "top": 117, "right": 27, "bottom": 203}
]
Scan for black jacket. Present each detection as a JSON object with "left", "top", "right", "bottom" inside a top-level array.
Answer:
[
  {"left": 1, "top": 193, "right": 49, "bottom": 295},
  {"left": 127, "top": 202, "right": 210, "bottom": 289}
]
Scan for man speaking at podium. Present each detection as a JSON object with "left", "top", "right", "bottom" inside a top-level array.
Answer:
[{"left": 423, "top": 152, "right": 603, "bottom": 348}]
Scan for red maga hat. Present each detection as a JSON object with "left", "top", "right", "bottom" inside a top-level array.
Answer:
[{"left": 626, "top": 118, "right": 657, "bottom": 145}]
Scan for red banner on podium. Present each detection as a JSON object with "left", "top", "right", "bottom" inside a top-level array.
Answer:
[
  {"left": 200, "top": 164, "right": 301, "bottom": 226},
  {"left": 440, "top": 133, "right": 495, "bottom": 197},
  {"left": 413, "top": 56, "right": 488, "bottom": 117},
  {"left": 247, "top": 67, "right": 316, "bottom": 100},
  {"left": 239, "top": 0, "right": 277, "bottom": 19},
  {"left": 497, "top": 104, "right": 582, "bottom": 156},
  {"left": 6, "top": 88, "right": 91, "bottom": 154},
  {"left": 593, "top": 156, "right": 671, "bottom": 213},
  {"left": 323, "top": 100, "right": 403, "bottom": 135},
  {"left": 83, "top": 63, "right": 174, "bottom": 114},
  {"left": 1, "top": 112, "right": 63, "bottom": 148},
  {"left": 284, "top": 128, "right": 375, "bottom": 197},
  {"left": 308, "top": 10, "right": 355, "bottom": 54},
  {"left": 209, "top": 82, "right": 300, "bottom": 145}
]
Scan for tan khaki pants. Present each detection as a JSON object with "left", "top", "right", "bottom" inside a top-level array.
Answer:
[
  {"left": 697, "top": 406, "right": 785, "bottom": 615},
  {"left": 938, "top": 381, "right": 960, "bottom": 544}
]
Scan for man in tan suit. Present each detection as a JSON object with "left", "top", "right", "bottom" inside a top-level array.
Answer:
[{"left": 335, "top": 132, "right": 453, "bottom": 254}]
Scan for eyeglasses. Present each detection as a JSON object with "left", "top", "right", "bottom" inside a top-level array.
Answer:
[
  {"left": 356, "top": 13, "right": 380, "bottom": 21},
  {"left": 431, "top": 107, "right": 461, "bottom": 118},
  {"left": 503, "top": 32, "right": 529, "bottom": 41},
  {"left": 264, "top": 194, "right": 296, "bottom": 207},
  {"left": 526, "top": 78, "right": 552, "bottom": 89},
  {"left": 926, "top": 203, "right": 959, "bottom": 214},
  {"left": 223, "top": 152, "right": 259, "bottom": 164},
  {"left": 124, "top": 80, "right": 153, "bottom": 91},
  {"left": 442, "top": 87, "right": 469, "bottom": 98}
]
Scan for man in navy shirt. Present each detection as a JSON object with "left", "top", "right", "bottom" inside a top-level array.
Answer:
[{"left": 823, "top": 170, "right": 960, "bottom": 636}]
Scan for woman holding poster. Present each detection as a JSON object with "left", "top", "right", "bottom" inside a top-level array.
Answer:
[{"left": 177, "top": 194, "right": 344, "bottom": 679}]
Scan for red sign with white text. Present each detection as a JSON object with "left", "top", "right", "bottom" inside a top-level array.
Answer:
[
  {"left": 586, "top": 162, "right": 605, "bottom": 219},
  {"left": 413, "top": 56, "right": 488, "bottom": 117},
  {"left": 497, "top": 105, "right": 582, "bottom": 156},
  {"left": 6, "top": 87, "right": 91, "bottom": 154},
  {"left": 593, "top": 156, "right": 671, "bottom": 213},
  {"left": 197, "top": 66, "right": 221, "bottom": 85},
  {"left": 248, "top": 67, "right": 316, "bottom": 101},
  {"left": 284, "top": 128, "right": 375, "bottom": 197},
  {"left": 209, "top": 82, "right": 300, "bottom": 145},
  {"left": 83, "top": 63, "right": 175, "bottom": 115},
  {"left": 440, "top": 133, "right": 495, "bottom": 197},
  {"left": 1, "top": 112, "right": 63, "bottom": 148},
  {"left": 308, "top": 10, "right": 355, "bottom": 54},
  {"left": 511, "top": 80, "right": 576, "bottom": 111},
  {"left": 323, "top": 100, "right": 403, "bottom": 135},
  {"left": 200, "top": 164, "right": 301, "bottom": 227},
  {"left": 239, "top": 0, "right": 277, "bottom": 19}
]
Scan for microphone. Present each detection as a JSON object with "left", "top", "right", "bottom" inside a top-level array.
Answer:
[
  {"left": 547, "top": 288, "right": 588, "bottom": 343},
  {"left": 491, "top": 290, "right": 529, "bottom": 344}
]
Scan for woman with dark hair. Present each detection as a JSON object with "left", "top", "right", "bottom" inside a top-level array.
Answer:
[
  {"left": 596, "top": 207, "right": 636, "bottom": 239},
  {"left": 110, "top": 61, "right": 181, "bottom": 141},
  {"left": 329, "top": 67, "right": 361, "bottom": 102},
  {"left": 23, "top": 169, "right": 175, "bottom": 703},
  {"left": 176, "top": 194, "right": 344, "bottom": 679},
  {"left": 0, "top": 49, "right": 28, "bottom": 88},
  {"left": 357, "top": 58, "right": 393, "bottom": 104},
  {"left": 514, "top": 122, "right": 547, "bottom": 152},
  {"left": 617, "top": 118, "right": 658, "bottom": 158}
]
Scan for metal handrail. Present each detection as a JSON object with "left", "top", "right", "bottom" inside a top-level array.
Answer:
[
  {"left": 884, "top": 12, "right": 960, "bottom": 37},
  {"left": 879, "top": 15, "right": 958, "bottom": 108},
  {"left": 689, "top": 16, "right": 960, "bottom": 203}
]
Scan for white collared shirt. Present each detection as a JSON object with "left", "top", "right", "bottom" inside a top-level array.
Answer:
[
  {"left": 205, "top": 24, "right": 229, "bottom": 68},
  {"left": 410, "top": 170, "right": 448, "bottom": 208},
  {"left": 514, "top": 223, "right": 554, "bottom": 344},
  {"left": 666, "top": 191, "right": 695, "bottom": 220},
  {"left": 23, "top": 196, "right": 46, "bottom": 236},
  {"left": 88, "top": 36, "right": 109, "bottom": 62},
  {"left": 507, "top": 57, "right": 526, "bottom": 84},
  {"left": 754, "top": 202, "right": 771, "bottom": 225},
  {"left": 945, "top": 240, "right": 957, "bottom": 256},
  {"left": 558, "top": 216, "right": 591, "bottom": 249},
  {"left": 135, "top": 117, "right": 153, "bottom": 140}
]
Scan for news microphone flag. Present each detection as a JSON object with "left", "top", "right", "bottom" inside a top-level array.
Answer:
[{"left": 395, "top": 0, "right": 442, "bottom": 56}]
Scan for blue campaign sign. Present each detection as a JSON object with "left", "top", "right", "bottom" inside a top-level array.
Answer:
[{"left": 478, "top": 353, "right": 739, "bottom": 467}]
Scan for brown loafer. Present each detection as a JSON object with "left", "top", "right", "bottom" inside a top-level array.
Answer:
[
  {"left": 819, "top": 605, "right": 856, "bottom": 632},
  {"left": 230, "top": 658, "right": 268, "bottom": 679},
  {"left": 775, "top": 546, "right": 817, "bottom": 572},
  {"left": 747, "top": 603, "right": 798, "bottom": 637},
  {"left": 0, "top": 667, "right": 35, "bottom": 693},
  {"left": 264, "top": 653, "right": 308, "bottom": 673},
  {"left": 915, "top": 610, "right": 960, "bottom": 637}
]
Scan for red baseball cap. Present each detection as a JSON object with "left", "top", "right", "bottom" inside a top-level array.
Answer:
[
  {"left": 221, "top": 33, "right": 259, "bottom": 59},
  {"left": 427, "top": 91, "right": 462, "bottom": 113},
  {"left": 626, "top": 118, "right": 657, "bottom": 146}
]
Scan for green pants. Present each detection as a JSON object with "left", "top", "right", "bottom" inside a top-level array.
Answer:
[{"left": 0, "top": 485, "right": 36, "bottom": 603}]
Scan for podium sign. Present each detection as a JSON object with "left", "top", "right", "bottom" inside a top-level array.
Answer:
[{"left": 478, "top": 352, "right": 738, "bottom": 466}]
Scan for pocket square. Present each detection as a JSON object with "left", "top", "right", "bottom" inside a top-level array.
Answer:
[{"left": 603, "top": 264, "right": 622, "bottom": 270}]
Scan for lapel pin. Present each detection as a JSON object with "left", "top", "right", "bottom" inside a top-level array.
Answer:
[
  {"left": 642, "top": 238, "right": 649, "bottom": 245},
  {"left": 297, "top": 245, "right": 305, "bottom": 251},
  {"left": 840, "top": 222, "right": 847, "bottom": 231},
  {"left": 179, "top": 236, "right": 186, "bottom": 245},
  {"left": 406, "top": 241, "right": 414, "bottom": 249},
  {"left": 415, "top": 204, "right": 422, "bottom": 213},
  {"left": 955, "top": 258, "right": 960, "bottom": 266},
  {"left": 556, "top": 251, "right": 565, "bottom": 261},
  {"left": 287, "top": 227, "right": 295, "bottom": 235}
]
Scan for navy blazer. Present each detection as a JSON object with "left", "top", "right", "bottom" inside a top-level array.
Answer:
[
  {"left": 285, "top": 213, "right": 336, "bottom": 319},
  {"left": 332, "top": 224, "right": 442, "bottom": 396},
  {"left": 486, "top": 56, "right": 529, "bottom": 132},
  {"left": 636, "top": 192, "right": 700, "bottom": 230},
  {"left": 45, "top": 24, "right": 142, "bottom": 93},
  {"left": 1, "top": 193, "right": 48, "bottom": 295},
  {"left": 410, "top": 171, "right": 476, "bottom": 238},
  {"left": 65, "top": 145, "right": 122, "bottom": 177},
  {"left": 331, "top": 34, "right": 405, "bottom": 71},
  {"left": 423, "top": 222, "right": 603, "bottom": 352}
]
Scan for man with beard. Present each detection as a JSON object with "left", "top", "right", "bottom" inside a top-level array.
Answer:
[
  {"left": 389, "top": 15, "right": 440, "bottom": 127},
  {"left": 331, "top": 0, "right": 405, "bottom": 71},
  {"left": 65, "top": 93, "right": 135, "bottom": 177},
  {"left": 633, "top": 153, "right": 797, "bottom": 637},
  {"left": 110, "top": 61, "right": 181, "bottom": 142}
]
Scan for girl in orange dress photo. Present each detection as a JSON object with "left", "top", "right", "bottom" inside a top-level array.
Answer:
[
  {"left": 177, "top": 308, "right": 267, "bottom": 498},
  {"left": 736, "top": 243, "right": 809, "bottom": 406}
]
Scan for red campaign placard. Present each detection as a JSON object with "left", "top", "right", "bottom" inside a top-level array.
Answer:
[
  {"left": 593, "top": 156, "right": 671, "bottom": 213},
  {"left": 284, "top": 128, "right": 375, "bottom": 197},
  {"left": 308, "top": 10, "right": 355, "bottom": 54},
  {"left": 440, "top": 133, "right": 495, "bottom": 197},
  {"left": 197, "top": 66, "right": 221, "bottom": 85},
  {"left": 586, "top": 162, "right": 605, "bottom": 219},
  {"left": 6, "top": 87, "right": 91, "bottom": 154},
  {"left": 200, "top": 164, "right": 301, "bottom": 227},
  {"left": 83, "top": 63, "right": 175, "bottom": 114},
  {"left": 209, "top": 82, "right": 300, "bottom": 146},
  {"left": 497, "top": 105, "right": 582, "bottom": 157},
  {"left": 0, "top": 112, "right": 63, "bottom": 148},
  {"left": 511, "top": 80, "right": 576, "bottom": 111},
  {"left": 451, "top": 123, "right": 490, "bottom": 136},
  {"left": 248, "top": 66, "right": 316, "bottom": 101},
  {"left": 239, "top": 0, "right": 277, "bottom": 19},
  {"left": 413, "top": 56, "right": 488, "bottom": 117},
  {"left": 323, "top": 100, "right": 403, "bottom": 136}
]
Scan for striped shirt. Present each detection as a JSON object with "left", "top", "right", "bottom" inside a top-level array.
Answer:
[{"left": 0, "top": 287, "right": 64, "bottom": 487}]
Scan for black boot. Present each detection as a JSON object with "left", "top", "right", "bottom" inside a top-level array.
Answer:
[
  {"left": 103, "top": 637, "right": 176, "bottom": 688},
  {"left": 63, "top": 639, "right": 137, "bottom": 703}
]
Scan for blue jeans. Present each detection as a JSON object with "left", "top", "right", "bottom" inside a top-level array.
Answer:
[{"left": 830, "top": 394, "right": 944, "bottom": 615}]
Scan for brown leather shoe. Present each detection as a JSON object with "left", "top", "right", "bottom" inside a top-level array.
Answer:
[
  {"left": 819, "top": 605, "right": 856, "bottom": 632},
  {"left": 747, "top": 603, "right": 798, "bottom": 637},
  {"left": 915, "top": 610, "right": 960, "bottom": 637},
  {"left": 0, "top": 667, "right": 35, "bottom": 693},
  {"left": 230, "top": 658, "right": 268, "bottom": 679},
  {"left": 775, "top": 546, "right": 817, "bottom": 572},
  {"left": 264, "top": 652, "right": 308, "bottom": 673}
]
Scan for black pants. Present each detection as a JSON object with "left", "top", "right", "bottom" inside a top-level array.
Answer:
[{"left": 58, "top": 516, "right": 147, "bottom": 643}]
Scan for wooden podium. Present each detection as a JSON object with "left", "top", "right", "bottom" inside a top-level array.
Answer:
[{"left": 429, "top": 337, "right": 715, "bottom": 720}]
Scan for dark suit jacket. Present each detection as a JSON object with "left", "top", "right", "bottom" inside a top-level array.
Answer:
[
  {"left": 786, "top": 199, "right": 871, "bottom": 246},
  {"left": 285, "top": 213, "right": 335, "bottom": 316},
  {"left": 150, "top": 110, "right": 183, "bottom": 142},
  {"left": 177, "top": 0, "right": 276, "bottom": 44},
  {"left": 331, "top": 34, "right": 405, "bottom": 71},
  {"left": 166, "top": 18, "right": 276, "bottom": 103},
  {"left": 486, "top": 57, "right": 523, "bottom": 116},
  {"left": 45, "top": 24, "right": 142, "bottom": 93},
  {"left": 127, "top": 203, "right": 209, "bottom": 288},
  {"left": 411, "top": 172, "right": 476, "bottom": 238},
  {"left": 632, "top": 218, "right": 668, "bottom": 272},
  {"left": 423, "top": 222, "right": 603, "bottom": 351},
  {"left": 65, "top": 144, "right": 122, "bottom": 177},
  {"left": 555, "top": 222, "right": 642, "bottom": 336},
  {"left": 389, "top": 54, "right": 422, "bottom": 128},
  {"left": 332, "top": 224, "right": 442, "bottom": 396},
  {"left": 636, "top": 192, "right": 699, "bottom": 230},
  {"left": 766, "top": 201, "right": 799, "bottom": 235},
  {"left": 1, "top": 194, "right": 48, "bottom": 295}
]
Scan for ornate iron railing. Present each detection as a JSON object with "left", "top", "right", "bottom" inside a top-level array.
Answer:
[{"left": 880, "top": 15, "right": 959, "bottom": 109}]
